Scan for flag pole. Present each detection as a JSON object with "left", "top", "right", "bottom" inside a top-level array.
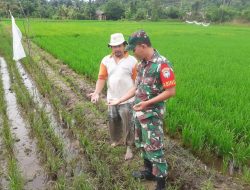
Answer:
[{"left": 17, "top": 0, "right": 47, "bottom": 75}]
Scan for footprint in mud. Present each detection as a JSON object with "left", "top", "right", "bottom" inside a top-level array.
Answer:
[{"left": 24, "top": 148, "right": 32, "bottom": 156}]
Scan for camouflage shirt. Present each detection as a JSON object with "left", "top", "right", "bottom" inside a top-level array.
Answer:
[{"left": 135, "top": 50, "right": 176, "bottom": 117}]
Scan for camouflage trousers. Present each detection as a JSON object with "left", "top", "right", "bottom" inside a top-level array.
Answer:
[
  {"left": 134, "top": 110, "right": 168, "bottom": 178},
  {"left": 108, "top": 103, "right": 134, "bottom": 146}
]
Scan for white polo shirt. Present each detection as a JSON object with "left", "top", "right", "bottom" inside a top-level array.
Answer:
[{"left": 98, "top": 53, "right": 137, "bottom": 104}]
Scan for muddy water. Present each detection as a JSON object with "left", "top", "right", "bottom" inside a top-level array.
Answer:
[
  {"left": 0, "top": 57, "right": 47, "bottom": 190},
  {"left": 16, "top": 61, "right": 87, "bottom": 175}
]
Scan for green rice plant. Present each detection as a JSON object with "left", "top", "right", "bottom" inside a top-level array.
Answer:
[
  {"left": 46, "top": 152, "right": 64, "bottom": 180},
  {"left": 2, "top": 118, "right": 14, "bottom": 152},
  {"left": 8, "top": 158, "right": 24, "bottom": 190},
  {"left": 233, "top": 143, "right": 250, "bottom": 167},
  {"left": 182, "top": 124, "right": 192, "bottom": 147},
  {"left": 190, "top": 126, "right": 206, "bottom": 152},
  {"left": 222, "top": 157, "right": 230, "bottom": 174},
  {"left": 242, "top": 166, "right": 250, "bottom": 183},
  {"left": 201, "top": 179, "right": 214, "bottom": 190},
  {"left": 72, "top": 173, "right": 93, "bottom": 190},
  {"left": 54, "top": 177, "right": 66, "bottom": 190}
]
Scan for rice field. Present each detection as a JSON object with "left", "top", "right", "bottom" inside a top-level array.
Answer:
[{"left": 2, "top": 19, "right": 250, "bottom": 169}]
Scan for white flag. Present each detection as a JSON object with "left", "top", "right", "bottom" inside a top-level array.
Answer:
[{"left": 11, "top": 13, "right": 26, "bottom": 61}]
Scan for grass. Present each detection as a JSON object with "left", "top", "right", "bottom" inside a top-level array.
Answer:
[{"left": 6, "top": 19, "right": 248, "bottom": 168}]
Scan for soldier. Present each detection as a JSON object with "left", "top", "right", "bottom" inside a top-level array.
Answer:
[
  {"left": 108, "top": 30, "right": 176, "bottom": 190},
  {"left": 88, "top": 33, "right": 137, "bottom": 160}
]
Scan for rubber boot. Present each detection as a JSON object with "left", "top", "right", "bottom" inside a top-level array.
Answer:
[
  {"left": 132, "top": 159, "right": 155, "bottom": 180},
  {"left": 155, "top": 177, "right": 166, "bottom": 190}
]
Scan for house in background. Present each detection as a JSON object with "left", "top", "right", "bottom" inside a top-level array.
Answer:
[{"left": 96, "top": 10, "right": 106, "bottom": 20}]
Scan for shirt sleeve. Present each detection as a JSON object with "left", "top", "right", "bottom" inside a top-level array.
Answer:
[
  {"left": 132, "top": 63, "right": 137, "bottom": 81},
  {"left": 98, "top": 63, "right": 108, "bottom": 80},
  {"left": 135, "top": 64, "right": 141, "bottom": 88},
  {"left": 160, "top": 63, "right": 176, "bottom": 89}
]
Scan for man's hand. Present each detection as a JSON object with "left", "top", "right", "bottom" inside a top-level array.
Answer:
[
  {"left": 88, "top": 92, "right": 99, "bottom": 103},
  {"left": 133, "top": 101, "right": 148, "bottom": 111}
]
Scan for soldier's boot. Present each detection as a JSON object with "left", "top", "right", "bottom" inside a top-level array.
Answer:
[
  {"left": 155, "top": 177, "right": 166, "bottom": 190},
  {"left": 132, "top": 159, "right": 155, "bottom": 180}
]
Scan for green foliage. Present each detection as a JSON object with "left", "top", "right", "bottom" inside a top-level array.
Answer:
[
  {"left": 206, "top": 5, "right": 239, "bottom": 22},
  {"left": 166, "top": 7, "right": 181, "bottom": 19},
  {"left": 242, "top": 166, "right": 250, "bottom": 183},
  {"left": 134, "top": 8, "right": 148, "bottom": 20},
  {"left": 151, "top": 0, "right": 161, "bottom": 21},
  {"left": 104, "top": 0, "right": 125, "bottom": 20},
  {"left": 242, "top": 8, "right": 250, "bottom": 21},
  {"left": 1, "top": 0, "right": 250, "bottom": 22}
]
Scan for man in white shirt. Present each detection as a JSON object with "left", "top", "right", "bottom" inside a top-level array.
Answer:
[{"left": 88, "top": 33, "right": 137, "bottom": 160}]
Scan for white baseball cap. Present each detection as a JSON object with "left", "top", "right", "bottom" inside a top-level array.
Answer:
[{"left": 108, "top": 33, "right": 127, "bottom": 47}]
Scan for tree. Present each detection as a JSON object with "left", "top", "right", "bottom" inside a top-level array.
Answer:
[
  {"left": 191, "top": 0, "right": 203, "bottom": 20},
  {"left": 134, "top": 8, "right": 147, "bottom": 20},
  {"left": 104, "top": 0, "right": 125, "bottom": 20},
  {"left": 167, "top": 7, "right": 181, "bottom": 19},
  {"left": 84, "top": 2, "right": 96, "bottom": 20},
  {"left": 242, "top": 8, "right": 250, "bottom": 21},
  {"left": 151, "top": 0, "right": 161, "bottom": 21}
]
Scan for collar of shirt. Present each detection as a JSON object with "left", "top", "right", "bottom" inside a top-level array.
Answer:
[{"left": 141, "top": 49, "right": 160, "bottom": 65}]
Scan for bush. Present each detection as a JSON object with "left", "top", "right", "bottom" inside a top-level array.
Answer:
[
  {"left": 134, "top": 8, "right": 147, "bottom": 20},
  {"left": 206, "top": 6, "right": 239, "bottom": 22},
  {"left": 166, "top": 7, "right": 181, "bottom": 19},
  {"left": 242, "top": 9, "right": 250, "bottom": 21}
]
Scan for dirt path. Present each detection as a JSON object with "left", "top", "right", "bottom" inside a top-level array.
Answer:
[
  {"left": 23, "top": 41, "right": 250, "bottom": 190},
  {"left": 0, "top": 57, "right": 47, "bottom": 190}
]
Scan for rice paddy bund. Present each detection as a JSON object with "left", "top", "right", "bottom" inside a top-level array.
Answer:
[{"left": 3, "top": 20, "right": 250, "bottom": 170}]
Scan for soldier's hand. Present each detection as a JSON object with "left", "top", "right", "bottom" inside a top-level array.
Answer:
[{"left": 133, "top": 101, "right": 147, "bottom": 111}]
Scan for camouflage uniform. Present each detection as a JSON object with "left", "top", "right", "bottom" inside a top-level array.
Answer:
[{"left": 134, "top": 50, "right": 176, "bottom": 178}]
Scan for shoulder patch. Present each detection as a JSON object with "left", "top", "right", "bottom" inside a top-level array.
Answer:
[{"left": 162, "top": 67, "right": 171, "bottom": 78}]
